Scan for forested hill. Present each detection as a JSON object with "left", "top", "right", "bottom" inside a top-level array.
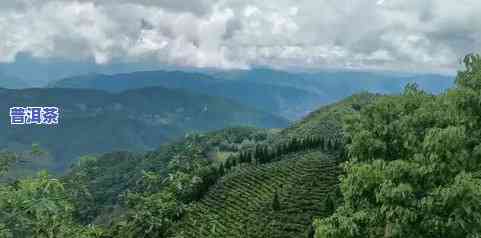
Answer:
[
  {"left": 0, "top": 87, "right": 288, "bottom": 174},
  {"left": 49, "top": 71, "right": 321, "bottom": 120},
  {"left": 58, "top": 92, "right": 369, "bottom": 237},
  {"left": 172, "top": 93, "right": 376, "bottom": 238},
  {"left": 276, "top": 92, "right": 378, "bottom": 142},
  {"left": 0, "top": 91, "right": 376, "bottom": 237},
  {"left": 1, "top": 56, "right": 481, "bottom": 238}
]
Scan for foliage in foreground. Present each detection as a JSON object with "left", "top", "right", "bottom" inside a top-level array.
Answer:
[
  {"left": 0, "top": 171, "right": 106, "bottom": 238},
  {"left": 315, "top": 55, "right": 481, "bottom": 237}
]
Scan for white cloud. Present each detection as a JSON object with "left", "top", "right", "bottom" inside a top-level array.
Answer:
[{"left": 0, "top": 0, "right": 480, "bottom": 73}]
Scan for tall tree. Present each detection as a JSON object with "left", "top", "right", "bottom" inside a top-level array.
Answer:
[
  {"left": 0, "top": 171, "right": 105, "bottom": 237},
  {"left": 272, "top": 191, "right": 281, "bottom": 211},
  {"left": 315, "top": 55, "right": 481, "bottom": 238},
  {"left": 0, "top": 151, "right": 17, "bottom": 177}
]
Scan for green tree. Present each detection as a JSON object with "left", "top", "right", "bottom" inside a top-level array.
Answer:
[
  {"left": 0, "top": 151, "right": 17, "bottom": 176},
  {"left": 315, "top": 55, "right": 481, "bottom": 238},
  {"left": 0, "top": 171, "right": 104, "bottom": 238},
  {"left": 323, "top": 194, "right": 336, "bottom": 215},
  {"left": 116, "top": 190, "right": 185, "bottom": 238},
  {"left": 272, "top": 191, "right": 281, "bottom": 211},
  {"left": 308, "top": 224, "right": 315, "bottom": 238}
]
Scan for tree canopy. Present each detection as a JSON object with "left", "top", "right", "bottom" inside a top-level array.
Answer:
[{"left": 315, "top": 55, "right": 481, "bottom": 237}]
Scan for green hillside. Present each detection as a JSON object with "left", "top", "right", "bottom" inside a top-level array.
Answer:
[
  {"left": 2, "top": 55, "right": 480, "bottom": 238},
  {"left": 176, "top": 150, "right": 339, "bottom": 238},
  {"left": 57, "top": 99, "right": 347, "bottom": 237},
  {"left": 62, "top": 127, "right": 279, "bottom": 226},
  {"left": 170, "top": 93, "right": 365, "bottom": 238},
  {"left": 0, "top": 87, "right": 288, "bottom": 175},
  {"left": 277, "top": 92, "right": 377, "bottom": 142}
]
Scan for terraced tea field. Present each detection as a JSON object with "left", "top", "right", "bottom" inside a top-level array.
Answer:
[
  {"left": 276, "top": 93, "right": 377, "bottom": 144},
  {"left": 175, "top": 150, "right": 339, "bottom": 238}
]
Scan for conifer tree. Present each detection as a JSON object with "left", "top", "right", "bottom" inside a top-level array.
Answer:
[
  {"left": 324, "top": 194, "right": 336, "bottom": 214},
  {"left": 225, "top": 157, "right": 232, "bottom": 170},
  {"left": 307, "top": 224, "right": 315, "bottom": 238},
  {"left": 218, "top": 163, "right": 225, "bottom": 176},
  {"left": 263, "top": 146, "right": 269, "bottom": 163},
  {"left": 239, "top": 152, "right": 244, "bottom": 164},
  {"left": 272, "top": 191, "right": 281, "bottom": 211}
]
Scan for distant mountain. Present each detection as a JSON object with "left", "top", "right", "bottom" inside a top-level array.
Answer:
[
  {"left": 0, "top": 87, "right": 288, "bottom": 172},
  {"left": 49, "top": 71, "right": 322, "bottom": 120},
  {"left": 49, "top": 69, "right": 455, "bottom": 121},
  {"left": 0, "top": 73, "right": 31, "bottom": 89},
  {"left": 49, "top": 69, "right": 454, "bottom": 120},
  {"left": 209, "top": 68, "right": 455, "bottom": 102}
]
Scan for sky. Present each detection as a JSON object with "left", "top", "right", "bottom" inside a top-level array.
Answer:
[{"left": 0, "top": 0, "right": 480, "bottom": 78}]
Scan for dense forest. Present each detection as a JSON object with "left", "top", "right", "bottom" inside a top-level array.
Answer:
[{"left": 1, "top": 55, "right": 480, "bottom": 237}]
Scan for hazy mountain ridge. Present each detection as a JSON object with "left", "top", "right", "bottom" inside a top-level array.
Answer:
[
  {"left": 0, "top": 73, "right": 31, "bottom": 89},
  {"left": 48, "top": 70, "right": 324, "bottom": 120},
  {"left": 211, "top": 68, "right": 455, "bottom": 100},
  {"left": 50, "top": 69, "right": 455, "bottom": 121},
  {"left": 0, "top": 87, "right": 288, "bottom": 173}
]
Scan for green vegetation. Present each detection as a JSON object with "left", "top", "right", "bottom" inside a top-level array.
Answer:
[
  {"left": 63, "top": 152, "right": 144, "bottom": 225},
  {"left": 0, "top": 151, "right": 17, "bottom": 176},
  {"left": 0, "top": 85, "right": 368, "bottom": 238},
  {"left": 315, "top": 55, "right": 481, "bottom": 237},
  {"left": 1, "top": 55, "right": 480, "bottom": 238},
  {"left": 210, "top": 69, "right": 453, "bottom": 108},
  {"left": 0, "top": 87, "right": 287, "bottom": 176},
  {"left": 0, "top": 172, "right": 106, "bottom": 238},
  {"left": 176, "top": 151, "right": 339, "bottom": 238},
  {"left": 277, "top": 92, "right": 377, "bottom": 143},
  {"left": 0, "top": 148, "right": 106, "bottom": 238},
  {"left": 1, "top": 144, "right": 52, "bottom": 182},
  {"left": 56, "top": 128, "right": 276, "bottom": 233}
]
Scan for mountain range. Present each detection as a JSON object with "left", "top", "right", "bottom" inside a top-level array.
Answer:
[
  {"left": 49, "top": 69, "right": 455, "bottom": 120},
  {"left": 0, "top": 73, "right": 31, "bottom": 89},
  {"left": 48, "top": 71, "right": 320, "bottom": 120},
  {"left": 209, "top": 68, "right": 455, "bottom": 100},
  {"left": 0, "top": 87, "right": 287, "bottom": 173},
  {"left": 2, "top": 68, "right": 455, "bottom": 175}
]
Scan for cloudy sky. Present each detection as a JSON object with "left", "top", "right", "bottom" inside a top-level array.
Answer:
[{"left": 0, "top": 0, "right": 480, "bottom": 75}]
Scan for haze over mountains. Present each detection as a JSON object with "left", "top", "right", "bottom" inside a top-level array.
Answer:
[
  {"left": 0, "top": 72, "right": 31, "bottom": 89},
  {"left": 0, "top": 86, "right": 287, "bottom": 174},
  {"left": 0, "top": 67, "right": 455, "bottom": 176},
  {"left": 50, "top": 69, "right": 455, "bottom": 119},
  {"left": 49, "top": 70, "right": 321, "bottom": 120}
]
